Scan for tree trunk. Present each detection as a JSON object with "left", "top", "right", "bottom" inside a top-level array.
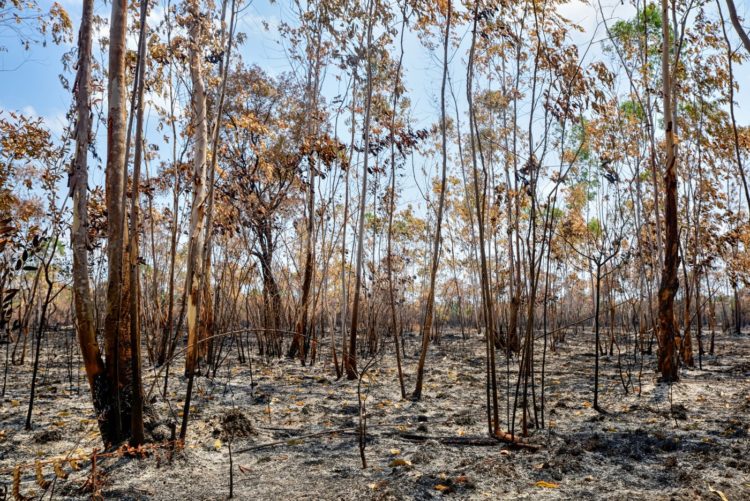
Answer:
[
  {"left": 293, "top": 17, "right": 323, "bottom": 365},
  {"left": 725, "top": 0, "right": 750, "bottom": 55},
  {"left": 733, "top": 279, "right": 741, "bottom": 335},
  {"left": 467, "top": 0, "right": 499, "bottom": 435},
  {"left": 157, "top": 6, "right": 184, "bottom": 368},
  {"left": 103, "top": 0, "right": 131, "bottom": 444},
  {"left": 386, "top": 2, "right": 408, "bottom": 399},
  {"left": 593, "top": 265, "right": 602, "bottom": 410},
  {"left": 345, "top": 0, "right": 375, "bottom": 380},
  {"left": 180, "top": 0, "right": 209, "bottom": 440},
  {"left": 656, "top": 0, "right": 680, "bottom": 382},
  {"left": 126, "top": 0, "right": 149, "bottom": 446},
  {"left": 70, "top": 0, "right": 114, "bottom": 445},
  {"left": 413, "top": 0, "right": 451, "bottom": 401},
  {"left": 292, "top": 177, "right": 315, "bottom": 363}
]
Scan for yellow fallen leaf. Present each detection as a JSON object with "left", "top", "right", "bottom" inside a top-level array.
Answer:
[
  {"left": 389, "top": 448, "right": 401, "bottom": 456},
  {"left": 434, "top": 484, "right": 451, "bottom": 492},
  {"left": 535, "top": 481, "right": 559, "bottom": 489},
  {"left": 389, "top": 458, "right": 411, "bottom": 467},
  {"left": 369, "top": 480, "right": 387, "bottom": 491},
  {"left": 11, "top": 400, "right": 20, "bottom": 407},
  {"left": 582, "top": 401, "right": 592, "bottom": 408},
  {"left": 214, "top": 439, "right": 222, "bottom": 450},
  {"left": 708, "top": 484, "right": 728, "bottom": 501}
]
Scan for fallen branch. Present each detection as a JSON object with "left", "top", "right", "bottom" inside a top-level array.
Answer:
[
  {"left": 398, "top": 431, "right": 541, "bottom": 450},
  {"left": 494, "top": 430, "right": 542, "bottom": 450},
  {"left": 233, "top": 420, "right": 546, "bottom": 455},
  {"left": 234, "top": 427, "right": 355, "bottom": 453},
  {"left": 398, "top": 433, "right": 504, "bottom": 446}
]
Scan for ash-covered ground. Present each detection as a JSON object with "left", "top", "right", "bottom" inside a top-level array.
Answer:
[{"left": 1, "top": 329, "right": 749, "bottom": 500}]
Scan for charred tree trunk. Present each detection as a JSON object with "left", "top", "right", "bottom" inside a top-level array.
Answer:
[
  {"left": 467, "top": 0, "right": 499, "bottom": 435},
  {"left": 656, "top": 0, "right": 680, "bottom": 382},
  {"left": 70, "top": 0, "right": 114, "bottom": 445},
  {"left": 103, "top": 0, "right": 132, "bottom": 444}
]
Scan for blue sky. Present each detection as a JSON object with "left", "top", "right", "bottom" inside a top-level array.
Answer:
[{"left": 2, "top": 0, "right": 750, "bottom": 187}]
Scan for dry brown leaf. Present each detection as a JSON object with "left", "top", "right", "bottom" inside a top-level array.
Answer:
[
  {"left": 53, "top": 461, "right": 68, "bottom": 479},
  {"left": 35, "top": 461, "right": 50, "bottom": 489}
]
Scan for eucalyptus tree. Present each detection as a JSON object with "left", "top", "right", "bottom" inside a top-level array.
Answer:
[
  {"left": 70, "top": 0, "right": 108, "bottom": 441},
  {"left": 412, "top": 0, "right": 452, "bottom": 401},
  {"left": 656, "top": 0, "right": 683, "bottom": 382},
  {"left": 345, "top": 0, "right": 379, "bottom": 380},
  {"left": 180, "top": 0, "right": 211, "bottom": 440},
  {"left": 102, "top": 0, "right": 134, "bottom": 444}
]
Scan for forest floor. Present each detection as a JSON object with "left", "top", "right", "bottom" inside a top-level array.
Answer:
[{"left": 1, "top": 328, "right": 749, "bottom": 500}]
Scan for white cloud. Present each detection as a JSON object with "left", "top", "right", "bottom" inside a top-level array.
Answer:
[{"left": 9, "top": 103, "right": 69, "bottom": 139}]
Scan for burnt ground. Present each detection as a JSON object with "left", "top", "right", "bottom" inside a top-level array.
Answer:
[{"left": 1, "top": 328, "right": 749, "bottom": 500}]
